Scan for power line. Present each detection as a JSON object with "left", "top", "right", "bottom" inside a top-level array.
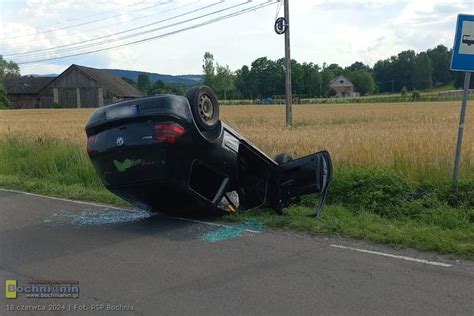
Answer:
[
  {"left": 18, "top": 1, "right": 150, "bottom": 32},
  {"left": 14, "top": 1, "right": 249, "bottom": 62},
  {"left": 1, "top": 0, "right": 172, "bottom": 41},
  {"left": 5, "top": 1, "right": 216, "bottom": 57},
  {"left": 13, "top": 1, "right": 240, "bottom": 60},
  {"left": 16, "top": 1, "right": 277, "bottom": 65},
  {"left": 8, "top": 1, "right": 201, "bottom": 47},
  {"left": 12, "top": 1, "right": 237, "bottom": 61}
]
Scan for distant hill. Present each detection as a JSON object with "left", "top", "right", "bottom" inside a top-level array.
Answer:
[
  {"left": 104, "top": 69, "right": 203, "bottom": 86},
  {"left": 177, "top": 74, "right": 204, "bottom": 82},
  {"left": 25, "top": 68, "right": 203, "bottom": 86}
]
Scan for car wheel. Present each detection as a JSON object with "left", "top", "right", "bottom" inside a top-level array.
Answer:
[
  {"left": 186, "top": 85, "right": 220, "bottom": 131},
  {"left": 274, "top": 153, "right": 293, "bottom": 164}
]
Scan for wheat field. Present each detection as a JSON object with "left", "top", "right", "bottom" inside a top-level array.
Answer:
[{"left": 1, "top": 101, "right": 473, "bottom": 180}]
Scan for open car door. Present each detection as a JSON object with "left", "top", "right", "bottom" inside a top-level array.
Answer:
[{"left": 272, "top": 151, "right": 333, "bottom": 217}]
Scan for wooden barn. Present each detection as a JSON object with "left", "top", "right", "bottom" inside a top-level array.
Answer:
[
  {"left": 3, "top": 76, "right": 55, "bottom": 108},
  {"left": 39, "top": 64, "right": 142, "bottom": 108},
  {"left": 329, "top": 75, "right": 359, "bottom": 98}
]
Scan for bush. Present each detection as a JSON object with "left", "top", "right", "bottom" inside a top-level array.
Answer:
[
  {"left": 329, "top": 166, "right": 417, "bottom": 217},
  {"left": 0, "top": 86, "right": 10, "bottom": 109},
  {"left": 400, "top": 86, "right": 408, "bottom": 97},
  {"left": 326, "top": 165, "right": 472, "bottom": 222},
  {"left": 411, "top": 90, "right": 421, "bottom": 101}
]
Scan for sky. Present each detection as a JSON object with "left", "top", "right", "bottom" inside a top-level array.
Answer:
[{"left": 0, "top": 0, "right": 473, "bottom": 76}]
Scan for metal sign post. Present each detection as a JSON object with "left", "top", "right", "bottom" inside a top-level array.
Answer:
[
  {"left": 452, "top": 72, "right": 471, "bottom": 186},
  {"left": 450, "top": 14, "right": 474, "bottom": 187}
]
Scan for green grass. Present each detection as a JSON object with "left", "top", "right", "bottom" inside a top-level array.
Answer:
[
  {"left": 0, "top": 136, "right": 473, "bottom": 258},
  {"left": 0, "top": 136, "right": 126, "bottom": 206},
  {"left": 225, "top": 205, "right": 473, "bottom": 257},
  {"left": 0, "top": 174, "right": 126, "bottom": 206}
]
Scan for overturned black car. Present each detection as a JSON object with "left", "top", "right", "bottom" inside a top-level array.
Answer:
[{"left": 85, "top": 86, "right": 332, "bottom": 216}]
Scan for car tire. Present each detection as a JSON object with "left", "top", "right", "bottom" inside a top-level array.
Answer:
[
  {"left": 186, "top": 85, "right": 220, "bottom": 131},
  {"left": 274, "top": 153, "right": 293, "bottom": 164}
]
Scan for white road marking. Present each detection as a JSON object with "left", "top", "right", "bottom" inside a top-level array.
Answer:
[
  {"left": 0, "top": 188, "right": 260, "bottom": 233},
  {"left": 331, "top": 244, "right": 452, "bottom": 267}
]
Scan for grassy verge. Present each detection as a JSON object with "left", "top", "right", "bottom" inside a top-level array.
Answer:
[
  {"left": 225, "top": 167, "right": 473, "bottom": 257},
  {"left": 0, "top": 136, "right": 126, "bottom": 206},
  {"left": 0, "top": 136, "right": 472, "bottom": 258}
]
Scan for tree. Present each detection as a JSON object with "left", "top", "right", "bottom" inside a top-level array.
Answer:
[
  {"left": 411, "top": 90, "right": 421, "bottom": 101},
  {"left": 121, "top": 77, "right": 136, "bottom": 86},
  {"left": 426, "top": 45, "right": 451, "bottom": 85},
  {"left": 0, "top": 55, "right": 20, "bottom": 108},
  {"left": 147, "top": 80, "right": 166, "bottom": 95},
  {"left": 290, "top": 59, "right": 304, "bottom": 95},
  {"left": 0, "top": 84, "right": 9, "bottom": 108},
  {"left": 348, "top": 69, "right": 376, "bottom": 95},
  {"left": 166, "top": 83, "right": 187, "bottom": 96},
  {"left": 346, "top": 61, "right": 370, "bottom": 72},
  {"left": 393, "top": 50, "right": 416, "bottom": 91},
  {"left": 401, "top": 86, "right": 408, "bottom": 97},
  {"left": 202, "top": 52, "right": 215, "bottom": 88},
  {"left": 301, "top": 62, "right": 322, "bottom": 97},
  {"left": 412, "top": 52, "right": 432, "bottom": 90},
  {"left": 321, "top": 63, "right": 336, "bottom": 97},
  {"left": 193, "top": 43, "right": 462, "bottom": 101},
  {"left": 372, "top": 50, "right": 416, "bottom": 93},
  {"left": 318, "top": 63, "right": 345, "bottom": 97},
  {"left": 0, "top": 55, "right": 20, "bottom": 82},
  {"left": 250, "top": 57, "right": 282, "bottom": 98},
  {"left": 137, "top": 74, "right": 150, "bottom": 93},
  {"left": 373, "top": 59, "right": 394, "bottom": 93},
  {"left": 325, "top": 63, "right": 344, "bottom": 76},
  {"left": 274, "top": 58, "right": 286, "bottom": 95},
  {"left": 147, "top": 80, "right": 186, "bottom": 96},
  {"left": 214, "top": 64, "right": 234, "bottom": 100},
  {"left": 235, "top": 65, "right": 252, "bottom": 99}
]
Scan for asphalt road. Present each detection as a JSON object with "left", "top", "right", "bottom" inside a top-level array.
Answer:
[{"left": 0, "top": 189, "right": 473, "bottom": 315}]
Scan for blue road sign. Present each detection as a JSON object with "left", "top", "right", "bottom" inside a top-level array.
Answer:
[{"left": 451, "top": 14, "right": 474, "bottom": 72}]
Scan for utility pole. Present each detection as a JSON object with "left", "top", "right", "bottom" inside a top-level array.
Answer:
[{"left": 284, "top": 0, "right": 292, "bottom": 127}]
